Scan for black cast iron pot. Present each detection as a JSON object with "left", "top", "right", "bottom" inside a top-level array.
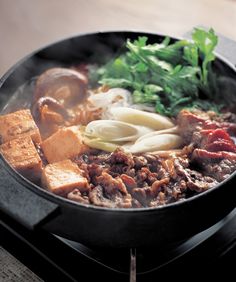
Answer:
[{"left": 0, "top": 31, "right": 236, "bottom": 248}]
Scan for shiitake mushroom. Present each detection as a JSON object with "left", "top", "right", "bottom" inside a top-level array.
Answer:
[{"left": 33, "top": 67, "right": 88, "bottom": 107}]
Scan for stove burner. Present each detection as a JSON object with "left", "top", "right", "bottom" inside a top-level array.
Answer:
[{"left": 1, "top": 208, "right": 236, "bottom": 281}]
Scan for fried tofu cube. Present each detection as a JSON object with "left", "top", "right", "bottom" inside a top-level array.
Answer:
[
  {"left": 0, "top": 109, "right": 41, "bottom": 144},
  {"left": 41, "top": 159, "right": 89, "bottom": 195},
  {"left": 0, "top": 135, "right": 42, "bottom": 181},
  {"left": 41, "top": 126, "right": 88, "bottom": 163}
]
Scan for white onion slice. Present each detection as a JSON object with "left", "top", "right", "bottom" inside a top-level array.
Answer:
[
  {"left": 129, "top": 134, "right": 183, "bottom": 153},
  {"left": 108, "top": 107, "right": 174, "bottom": 130},
  {"left": 85, "top": 120, "right": 152, "bottom": 142},
  {"left": 136, "top": 126, "right": 179, "bottom": 143}
]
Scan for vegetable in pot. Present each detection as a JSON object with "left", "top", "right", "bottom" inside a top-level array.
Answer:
[{"left": 94, "top": 28, "right": 223, "bottom": 116}]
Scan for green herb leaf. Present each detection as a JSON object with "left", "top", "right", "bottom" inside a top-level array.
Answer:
[
  {"left": 192, "top": 28, "right": 218, "bottom": 85},
  {"left": 91, "top": 28, "right": 222, "bottom": 117}
]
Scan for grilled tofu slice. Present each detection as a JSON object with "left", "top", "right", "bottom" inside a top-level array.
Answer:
[
  {"left": 0, "top": 109, "right": 41, "bottom": 144},
  {"left": 41, "top": 159, "right": 89, "bottom": 195},
  {"left": 0, "top": 135, "right": 42, "bottom": 181},
  {"left": 41, "top": 126, "right": 88, "bottom": 163}
]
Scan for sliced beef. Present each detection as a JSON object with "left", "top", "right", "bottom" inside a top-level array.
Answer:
[
  {"left": 193, "top": 148, "right": 236, "bottom": 160},
  {"left": 174, "top": 158, "right": 218, "bottom": 193},
  {"left": 108, "top": 148, "right": 135, "bottom": 167},
  {"left": 87, "top": 163, "right": 106, "bottom": 181},
  {"left": 132, "top": 186, "right": 153, "bottom": 207},
  {"left": 170, "top": 180, "right": 187, "bottom": 200},
  {"left": 178, "top": 109, "right": 236, "bottom": 145},
  {"left": 132, "top": 177, "right": 182, "bottom": 208},
  {"left": 191, "top": 127, "right": 236, "bottom": 181},
  {"left": 67, "top": 189, "right": 90, "bottom": 204},
  {"left": 120, "top": 174, "right": 137, "bottom": 193},
  {"left": 133, "top": 155, "right": 148, "bottom": 169},
  {"left": 95, "top": 172, "right": 128, "bottom": 194},
  {"left": 204, "top": 159, "right": 236, "bottom": 181},
  {"left": 142, "top": 153, "right": 162, "bottom": 172},
  {"left": 177, "top": 109, "right": 207, "bottom": 144},
  {"left": 151, "top": 178, "right": 170, "bottom": 195},
  {"left": 135, "top": 167, "right": 159, "bottom": 187},
  {"left": 178, "top": 110, "right": 236, "bottom": 184},
  {"left": 192, "top": 150, "right": 236, "bottom": 181},
  {"left": 107, "top": 148, "right": 135, "bottom": 176},
  {"left": 89, "top": 185, "right": 132, "bottom": 208}
]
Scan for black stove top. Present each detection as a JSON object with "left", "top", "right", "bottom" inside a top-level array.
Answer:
[{"left": 1, "top": 208, "right": 236, "bottom": 281}]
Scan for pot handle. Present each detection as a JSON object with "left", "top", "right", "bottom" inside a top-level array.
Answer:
[
  {"left": 0, "top": 156, "right": 59, "bottom": 230},
  {"left": 184, "top": 27, "right": 236, "bottom": 68}
]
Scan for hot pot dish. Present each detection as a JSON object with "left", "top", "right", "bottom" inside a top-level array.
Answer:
[{"left": 1, "top": 28, "right": 236, "bottom": 210}]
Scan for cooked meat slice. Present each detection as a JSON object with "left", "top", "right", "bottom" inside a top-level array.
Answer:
[
  {"left": 0, "top": 135, "right": 42, "bottom": 181},
  {"left": 142, "top": 153, "right": 162, "bottom": 172},
  {"left": 135, "top": 167, "right": 159, "bottom": 187},
  {"left": 41, "top": 159, "right": 89, "bottom": 195},
  {"left": 188, "top": 125, "right": 236, "bottom": 182},
  {"left": 88, "top": 171, "right": 132, "bottom": 208},
  {"left": 108, "top": 148, "right": 135, "bottom": 168},
  {"left": 132, "top": 187, "right": 153, "bottom": 207},
  {"left": 177, "top": 110, "right": 207, "bottom": 144},
  {"left": 191, "top": 145, "right": 236, "bottom": 181},
  {"left": 204, "top": 129, "right": 236, "bottom": 152},
  {"left": 89, "top": 185, "right": 132, "bottom": 208},
  {"left": 184, "top": 170, "right": 218, "bottom": 192},
  {"left": 133, "top": 155, "right": 148, "bottom": 169},
  {"left": 151, "top": 178, "right": 170, "bottom": 196},
  {"left": 174, "top": 158, "right": 218, "bottom": 192},
  {"left": 86, "top": 163, "right": 107, "bottom": 184},
  {"left": 171, "top": 180, "right": 187, "bottom": 200},
  {"left": 206, "top": 139, "right": 236, "bottom": 152},
  {"left": 132, "top": 178, "right": 170, "bottom": 207},
  {"left": 161, "top": 158, "right": 177, "bottom": 178},
  {"left": 191, "top": 128, "right": 236, "bottom": 153},
  {"left": 192, "top": 148, "right": 236, "bottom": 161},
  {"left": 178, "top": 109, "right": 236, "bottom": 145},
  {"left": 0, "top": 109, "right": 41, "bottom": 144},
  {"left": 41, "top": 126, "right": 89, "bottom": 163},
  {"left": 67, "top": 189, "right": 90, "bottom": 204},
  {"left": 120, "top": 174, "right": 137, "bottom": 192},
  {"left": 95, "top": 172, "right": 128, "bottom": 194},
  {"left": 204, "top": 159, "right": 236, "bottom": 181},
  {"left": 106, "top": 148, "right": 135, "bottom": 176}
]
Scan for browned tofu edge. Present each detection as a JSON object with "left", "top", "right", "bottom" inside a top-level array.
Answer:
[
  {"left": 0, "top": 135, "right": 42, "bottom": 182},
  {"left": 0, "top": 109, "right": 42, "bottom": 144},
  {"left": 41, "top": 159, "right": 89, "bottom": 195}
]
